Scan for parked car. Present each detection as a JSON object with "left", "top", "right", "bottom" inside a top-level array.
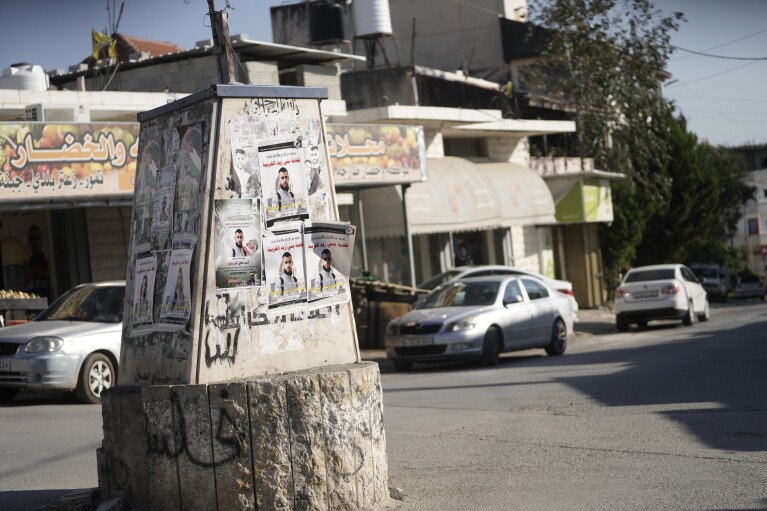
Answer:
[
  {"left": 733, "top": 272, "right": 766, "bottom": 300},
  {"left": 690, "top": 263, "right": 732, "bottom": 302},
  {"left": 385, "top": 275, "right": 574, "bottom": 371},
  {"left": 615, "top": 264, "right": 709, "bottom": 331},
  {"left": 417, "top": 265, "right": 579, "bottom": 319},
  {"left": 0, "top": 281, "right": 124, "bottom": 404}
]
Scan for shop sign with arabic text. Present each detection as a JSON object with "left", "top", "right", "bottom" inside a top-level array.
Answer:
[
  {"left": 0, "top": 122, "right": 139, "bottom": 200},
  {"left": 326, "top": 124, "right": 427, "bottom": 187}
]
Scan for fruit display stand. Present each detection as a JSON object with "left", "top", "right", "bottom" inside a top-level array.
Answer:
[{"left": 0, "top": 296, "right": 48, "bottom": 327}]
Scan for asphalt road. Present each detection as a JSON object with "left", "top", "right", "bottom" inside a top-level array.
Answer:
[{"left": 0, "top": 301, "right": 765, "bottom": 511}]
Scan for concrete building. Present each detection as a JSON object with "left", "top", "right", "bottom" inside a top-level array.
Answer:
[
  {"left": 732, "top": 144, "right": 767, "bottom": 275},
  {"left": 0, "top": 36, "right": 360, "bottom": 303},
  {"left": 269, "top": 0, "right": 618, "bottom": 308}
]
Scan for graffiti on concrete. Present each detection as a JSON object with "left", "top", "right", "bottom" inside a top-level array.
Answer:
[{"left": 146, "top": 388, "right": 246, "bottom": 468}]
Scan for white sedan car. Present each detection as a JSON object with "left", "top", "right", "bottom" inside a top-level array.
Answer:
[
  {"left": 386, "top": 275, "right": 574, "bottom": 371},
  {"left": 615, "top": 264, "right": 709, "bottom": 331},
  {"left": 0, "top": 281, "right": 124, "bottom": 403},
  {"left": 417, "top": 265, "right": 579, "bottom": 320}
]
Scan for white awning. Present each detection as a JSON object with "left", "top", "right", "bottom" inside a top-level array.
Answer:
[
  {"left": 360, "top": 157, "right": 556, "bottom": 237},
  {"left": 474, "top": 162, "right": 557, "bottom": 226}
]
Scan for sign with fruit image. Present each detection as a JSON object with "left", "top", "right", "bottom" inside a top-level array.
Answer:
[
  {"left": 326, "top": 124, "right": 427, "bottom": 186},
  {"left": 0, "top": 122, "right": 140, "bottom": 200}
]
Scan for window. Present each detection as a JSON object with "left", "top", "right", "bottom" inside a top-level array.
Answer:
[
  {"left": 503, "top": 280, "right": 523, "bottom": 303},
  {"left": 625, "top": 269, "right": 675, "bottom": 282},
  {"left": 681, "top": 267, "right": 697, "bottom": 283},
  {"left": 521, "top": 278, "right": 549, "bottom": 300},
  {"left": 747, "top": 218, "right": 759, "bottom": 235}
]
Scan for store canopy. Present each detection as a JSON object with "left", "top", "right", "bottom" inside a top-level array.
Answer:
[
  {"left": 361, "top": 157, "right": 556, "bottom": 237},
  {"left": 475, "top": 162, "right": 557, "bottom": 226}
]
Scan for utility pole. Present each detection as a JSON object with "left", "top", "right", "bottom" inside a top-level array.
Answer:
[{"left": 207, "top": 0, "right": 237, "bottom": 83}]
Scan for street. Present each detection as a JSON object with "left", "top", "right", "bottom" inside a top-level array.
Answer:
[{"left": 1, "top": 301, "right": 766, "bottom": 510}]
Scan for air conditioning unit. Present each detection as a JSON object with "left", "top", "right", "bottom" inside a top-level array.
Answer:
[{"left": 24, "top": 104, "right": 87, "bottom": 122}]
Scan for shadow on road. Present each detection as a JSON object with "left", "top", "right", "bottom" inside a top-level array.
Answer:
[
  {"left": 379, "top": 307, "right": 767, "bottom": 455},
  {"left": 0, "top": 489, "right": 73, "bottom": 511}
]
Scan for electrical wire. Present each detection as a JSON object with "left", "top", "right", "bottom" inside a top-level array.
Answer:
[{"left": 672, "top": 46, "right": 767, "bottom": 61}]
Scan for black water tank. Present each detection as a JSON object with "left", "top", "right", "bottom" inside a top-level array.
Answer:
[{"left": 309, "top": 1, "right": 345, "bottom": 44}]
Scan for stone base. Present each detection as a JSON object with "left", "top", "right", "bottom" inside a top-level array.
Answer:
[{"left": 98, "top": 361, "right": 388, "bottom": 511}]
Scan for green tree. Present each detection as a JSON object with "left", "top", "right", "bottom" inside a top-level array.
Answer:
[
  {"left": 635, "top": 114, "right": 754, "bottom": 267},
  {"left": 527, "top": 0, "right": 683, "bottom": 288}
]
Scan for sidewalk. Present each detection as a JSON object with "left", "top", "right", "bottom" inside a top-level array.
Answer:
[{"left": 361, "top": 307, "right": 617, "bottom": 370}]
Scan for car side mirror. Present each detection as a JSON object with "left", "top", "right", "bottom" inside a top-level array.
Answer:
[{"left": 503, "top": 294, "right": 523, "bottom": 306}]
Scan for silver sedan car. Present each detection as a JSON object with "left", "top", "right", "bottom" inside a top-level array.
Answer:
[
  {"left": 0, "top": 281, "right": 124, "bottom": 404},
  {"left": 385, "top": 276, "right": 574, "bottom": 371}
]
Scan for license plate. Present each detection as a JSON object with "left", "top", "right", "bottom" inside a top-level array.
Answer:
[
  {"left": 0, "top": 360, "right": 11, "bottom": 371},
  {"left": 403, "top": 337, "right": 433, "bottom": 347},
  {"left": 633, "top": 290, "right": 658, "bottom": 299}
]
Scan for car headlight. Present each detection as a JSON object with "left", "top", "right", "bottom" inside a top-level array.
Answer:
[
  {"left": 25, "top": 336, "right": 64, "bottom": 353},
  {"left": 386, "top": 322, "right": 400, "bottom": 336},
  {"left": 447, "top": 319, "right": 476, "bottom": 332}
]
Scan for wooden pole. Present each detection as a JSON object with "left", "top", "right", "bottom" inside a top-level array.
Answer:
[{"left": 206, "top": 0, "right": 237, "bottom": 83}]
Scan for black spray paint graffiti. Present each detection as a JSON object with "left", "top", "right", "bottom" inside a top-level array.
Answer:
[
  {"left": 204, "top": 328, "right": 239, "bottom": 367},
  {"left": 145, "top": 388, "right": 246, "bottom": 468}
]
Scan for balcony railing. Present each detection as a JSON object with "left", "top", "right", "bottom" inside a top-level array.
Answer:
[{"left": 530, "top": 157, "right": 595, "bottom": 176}]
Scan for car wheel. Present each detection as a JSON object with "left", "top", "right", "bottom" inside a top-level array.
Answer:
[
  {"left": 637, "top": 320, "right": 648, "bottom": 330},
  {"left": 616, "top": 317, "right": 629, "bottom": 332},
  {"left": 0, "top": 388, "right": 19, "bottom": 402},
  {"left": 698, "top": 298, "right": 710, "bottom": 322},
  {"left": 480, "top": 327, "right": 501, "bottom": 367},
  {"left": 682, "top": 301, "right": 694, "bottom": 326},
  {"left": 392, "top": 359, "right": 413, "bottom": 372},
  {"left": 75, "top": 353, "right": 115, "bottom": 404},
  {"left": 545, "top": 318, "right": 567, "bottom": 356}
]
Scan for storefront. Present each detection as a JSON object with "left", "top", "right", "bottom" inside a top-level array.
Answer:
[
  {"left": 353, "top": 156, "right": 558, "bottom": 286},
  {"left": 0, "top": 122, "right": 140, "bottom": 301}
]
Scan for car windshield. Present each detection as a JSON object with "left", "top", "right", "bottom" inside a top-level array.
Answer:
[
  {"left": 421, "top": 281, "right": 499, "bottom": 309},
  {"left": 624, "top": 269, "right": 675, "bottom": 283},
  {"left": 692, "top": 268, "right": 717, "bottom": 279},
  {"left": 37, "top": 285, "right": 125, "bottom": 323},
  {"left": 418, "top": 270, "right": 464, "bottom": 290},
  {"left": 738, "top": 273, "right": 760, "bottom": 284}
]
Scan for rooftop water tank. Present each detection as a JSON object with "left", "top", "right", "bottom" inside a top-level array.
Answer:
[
  {"left": 0, "top": 63, "right": 50, "bottom": 91},
  {"left": 309, "top": 1, "right": 346, "bottom": 44},
  {"left": 353, "top": 0, "right": 393, "bottom": 39}
]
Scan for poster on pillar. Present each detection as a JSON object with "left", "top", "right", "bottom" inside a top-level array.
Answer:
[
  {"left": 133, "top": 138, "right": 161, "bottom": 247},
  {"left": 157, "top": 236, "right": 196, "bottom": 332},
  {"left": 130, "top": 253, "right": 157, "bottom": 336},
  {"left": 228, "top": 115, "right": 267, "bottom": 199},
  {"left": 305, "top": 221, "right": 355, "bottom": 309},
  {"left": 173, "top": 123, "right": 204, "bottom": 234},
  {"left": 214, "top": 198, "right": 262, "bottom": 288},
  {"left": 263, "top": 223, "right": 306, "bottom": 314},
  {"left": 151, "top": 165, "right": 176, "bottom": 251},
  {"left": 259, "top": 139, "right": 309, "bottom": 228}
]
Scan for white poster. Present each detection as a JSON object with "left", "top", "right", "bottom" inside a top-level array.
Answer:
[
  {"left": 259, "top": 139, "right": 309, "bottom": 228},
  {"left": 305, "top": 222, "right": 355, "bottom": 308},
  {"left": 229, "top": 116, "right": 266, "bottom": 198},
  {"left": 130, "top": 253, "right": 157, "bottom": 336},
  {"left": 152, "top": 165, "right": 176, "bottom": 251},
  {"left": 214, "top": 198, "right": 262, "bottom": 288},
  {"left": 263, "top": 223, "right": 306, "bottom": 313},
  {"left": 158, "top": 237, "right": 195, "bottom": 331}
]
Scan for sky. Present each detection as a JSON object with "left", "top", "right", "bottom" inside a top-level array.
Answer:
[{"left": 0, "top": 0, "right": 765, "bottom": 148}]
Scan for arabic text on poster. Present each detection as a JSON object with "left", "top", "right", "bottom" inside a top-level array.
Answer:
[
  {"left": 263, "top": 223, "right": 306, "bottom": 314},
  {"left": 214, "top": 198, "right": 262, "bottom": 289},
  {"left": 305, "top": 222, "right": 356, "bottom": 308},
  {"left": 130, "top": 253, "right": 157, "bottom": 336},
  {"left": 259, "top": 139, "right": 309, "bottom": 229}
]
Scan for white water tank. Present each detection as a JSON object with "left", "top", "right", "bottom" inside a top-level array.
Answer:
[
  {"left": 0, "top": 63, "right": 50, "bottom": 90},
  {"left": 353, "top": 0, "right": 393, "bottom": 39}
]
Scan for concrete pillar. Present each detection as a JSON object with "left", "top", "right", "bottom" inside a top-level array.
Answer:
[
  {"left": 98, "top": 362, "right": 388, "bottom": 511},
  {"left": 98, "top": 84, "right": 389, "bottom": 509}
]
